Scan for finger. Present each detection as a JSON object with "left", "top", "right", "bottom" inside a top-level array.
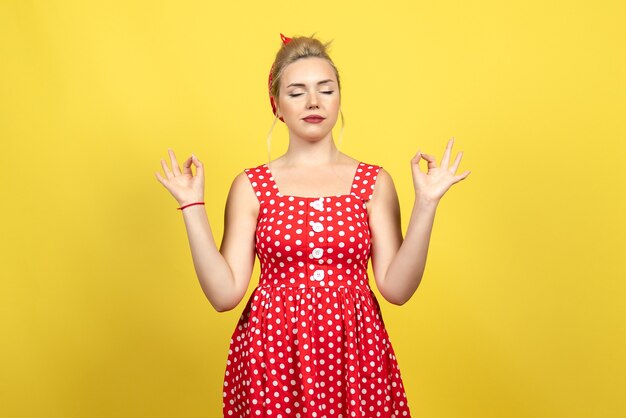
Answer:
[
  {"left": 449, "top": 151, "right": 463, "bottom": 173},
  {"left": 411, "top": 149, "right": 422, "bottom": 164},
  {"left": 168, "top": 148, "right": 182, "bottom": 176},
  {"left": 182, "top": 156, "right": 193, "bottom": 175},
  {"left": 420, "top": 153, "right": 438, "bottom": 170},
  {"left": 155, "top": 171, "right": 166, "bottom": 185},
  {"left": 160, "top": 158, "right": 174, "bottom": 180},
  {"left": 452, "top": 170, "right": 471, "bottom": 184},
  {"left": 440, "top": 137, "right": 454, "bottom": 168},
  {"left": 192, "top": 154, "right": 204, "bottom": 178}
]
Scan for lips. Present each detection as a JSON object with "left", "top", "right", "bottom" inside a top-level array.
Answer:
[{"left": 303, "top": 115, "right": 325, "bottom": 122}]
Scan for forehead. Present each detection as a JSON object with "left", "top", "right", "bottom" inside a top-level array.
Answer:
[{"left": 281, "top": 57, "right": 336, "bottom": 86}]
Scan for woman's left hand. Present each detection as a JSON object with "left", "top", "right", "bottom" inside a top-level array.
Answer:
[{"left": 411, "top": 137, "right": 471, "bottom": 202}]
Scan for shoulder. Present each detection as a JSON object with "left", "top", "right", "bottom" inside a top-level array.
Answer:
[
  {"left": 232, "top": 170, "right": 253, "bottom": 189},
  {"left": 373, "top": 166, "right": 394, "bottom": 188},
  {"left": 368, "top": 166, "right": 399, "bottom": 208},
  {"left": 226, "top": 169, "right": 260, "bottom": 216}
]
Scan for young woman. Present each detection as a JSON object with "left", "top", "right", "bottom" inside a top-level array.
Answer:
[{"left": 156, "top": 33, "right": 470, "bottom": 417}]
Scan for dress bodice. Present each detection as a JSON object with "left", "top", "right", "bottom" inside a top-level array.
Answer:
[{"left": 244, "top": 162, "right": 383, "bottom": 291}]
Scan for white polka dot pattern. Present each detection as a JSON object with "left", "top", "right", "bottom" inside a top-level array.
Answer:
[{"left": 222, "top": 162, "right": 411, "bottom": 417}]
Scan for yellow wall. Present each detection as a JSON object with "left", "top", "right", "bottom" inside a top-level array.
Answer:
[{"left": 1, "top": 1, "right": 624, "bottom": 417}]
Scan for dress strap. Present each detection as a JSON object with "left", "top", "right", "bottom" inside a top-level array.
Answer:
[
  {"left": 243, "top": 163, "right": 278, "bottom": 204},
  {"left": 350, "top": 162, "right": 383, "bottom": 201}
]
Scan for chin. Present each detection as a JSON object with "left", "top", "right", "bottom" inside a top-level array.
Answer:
[{"left": 299, "top": 129, "right": 333, "bottom": 141}]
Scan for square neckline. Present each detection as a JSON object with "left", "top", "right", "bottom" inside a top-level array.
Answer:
[{"left": 263, "top": 161, "right": 362, "bottom": 200}]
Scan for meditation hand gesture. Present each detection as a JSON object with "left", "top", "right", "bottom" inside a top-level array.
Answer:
[
  {"left": 411, "top": 137, "right": 470, "bottom": 202},
  {"left": 155, "top": 148, "right": 205, "bottom": 206}
]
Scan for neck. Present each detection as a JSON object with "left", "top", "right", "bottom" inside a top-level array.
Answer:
[{"left": 282, "top": 132, "right": 340, "bottom": 167}]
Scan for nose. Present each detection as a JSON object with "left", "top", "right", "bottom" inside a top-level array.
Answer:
[{"left": 306, "top": 91, "right": 319, "bottom": 109}]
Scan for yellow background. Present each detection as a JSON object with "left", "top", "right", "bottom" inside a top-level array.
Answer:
[{"left": 1, "top": 0, "right": 624, "bottom": 417}]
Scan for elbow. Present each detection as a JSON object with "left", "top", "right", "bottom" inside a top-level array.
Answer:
[
  {"left": 200, "top": 279, "right": 242, "bottom": 313},
  {"left": 381, "top": 277, "right": 422, "bottom": 306},
  {"left": 380, "top": 287, "right": 407, "bottom": 306},
  {"left": 210, "top": 292, "right": 243, "bottom": 313},
  {"left": 387, "top": 295, "right": 408, "bottom": 306},
  {"left": 213, "top": 302, "right": 235, "bottom": 313}
]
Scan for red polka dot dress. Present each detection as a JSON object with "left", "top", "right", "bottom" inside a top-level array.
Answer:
[{"left": 222, "top": 162, "right": 412, "bottom": 418}]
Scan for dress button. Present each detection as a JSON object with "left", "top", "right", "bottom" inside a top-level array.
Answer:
[
  {"left": 311, "top": 200, "right": 324, "bottom": 211},
  {"left": 312, "top": 248, "right": 323, "bottom": 259},
  {"left": 313, "top": 270, "right": 325, "bottom": 280},
  {"left": 312, "top": 222, "right": 324, "bottom": 232}
]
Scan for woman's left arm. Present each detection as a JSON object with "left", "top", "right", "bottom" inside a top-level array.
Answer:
[{"left": 368, "top": 138, "right": 470, "bottom": 305}]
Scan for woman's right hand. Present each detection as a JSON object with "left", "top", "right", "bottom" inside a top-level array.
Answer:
[{"left": 155, "top": 148, "right": 205, "bottom": 206}]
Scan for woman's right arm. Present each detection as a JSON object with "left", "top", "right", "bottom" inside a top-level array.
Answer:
[
  {"left": 180, "top": 172, "right": 258, "bottom": 312},
  {"left": 156, "top": 149, "right": 258, "bottom": 313}
]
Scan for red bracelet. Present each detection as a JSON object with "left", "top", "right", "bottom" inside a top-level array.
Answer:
[{"left": 177, "top": 202, "right": 205, "bottom": 210}]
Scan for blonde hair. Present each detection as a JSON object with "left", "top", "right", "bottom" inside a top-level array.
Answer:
[{"left": 266, "top": 33, "right": 345, "bottom": 165}]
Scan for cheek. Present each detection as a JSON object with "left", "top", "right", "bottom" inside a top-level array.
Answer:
[{"left": 282, "top": 97, "right": 299, "bottom": 110}]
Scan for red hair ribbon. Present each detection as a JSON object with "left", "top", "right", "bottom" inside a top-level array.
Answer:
[{"left": 268, "top": 33, "right": 292, "bottom": 123}]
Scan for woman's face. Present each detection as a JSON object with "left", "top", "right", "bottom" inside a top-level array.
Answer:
[{"left": 276, "top": 57, "right": 340, "bottom": 140}]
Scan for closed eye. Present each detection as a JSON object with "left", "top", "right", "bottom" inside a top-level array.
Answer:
[{"left": 288, "top": 91, "right": 335, "bottom": 97}]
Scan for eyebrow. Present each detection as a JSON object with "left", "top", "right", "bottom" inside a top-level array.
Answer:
[{"left": 286, "top": 79, "right": 335, "bottom": 88}]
